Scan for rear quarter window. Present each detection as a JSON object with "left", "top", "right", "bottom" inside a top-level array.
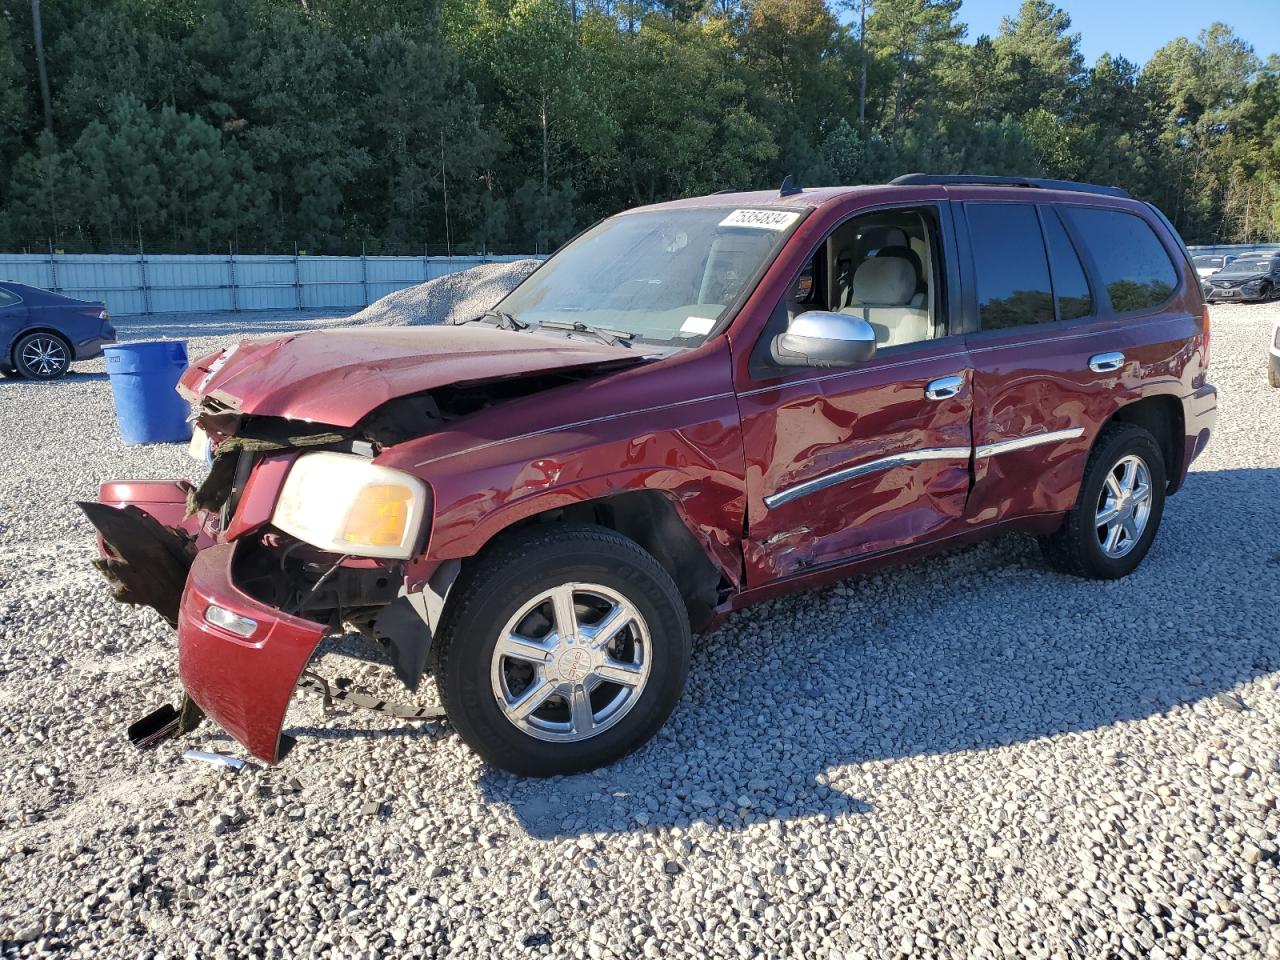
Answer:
[
  {"left": 0, "top": 288, "right": 20, "bottom": 307},
  {"left": 1064, "top": 207, "right": 1178, "bottom": 314}
]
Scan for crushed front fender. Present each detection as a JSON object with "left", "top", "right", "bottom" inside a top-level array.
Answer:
[{"left": 178, "top": 543, "right": 328, "bottom": 763}]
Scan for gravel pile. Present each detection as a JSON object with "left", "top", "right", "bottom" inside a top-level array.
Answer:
[
  {"left": 345, "top": 259, "right": 542, "bottom": 327},
  {"left": 1, "top": 303, "right": 1278, "bottom": 958}
]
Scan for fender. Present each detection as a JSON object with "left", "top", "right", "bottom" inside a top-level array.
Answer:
[{"left": 413, "top": 412, "right": 746, "bottom": 584}]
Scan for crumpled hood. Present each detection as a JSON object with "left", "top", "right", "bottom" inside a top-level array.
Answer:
[{"left": 179, "top": 325, "right": 646, "bottom": 427}]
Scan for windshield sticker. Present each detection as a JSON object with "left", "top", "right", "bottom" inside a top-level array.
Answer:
[
  {"left": 719, "top": 209, "right": 800, "bottom": 231},
  {"left": 680, "top": 316, "right": 715, "bottom": 335}
]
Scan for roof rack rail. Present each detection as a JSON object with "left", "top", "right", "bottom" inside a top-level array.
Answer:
[{"left": 889, "top": 173, "right": 1131, "bottom": 199}]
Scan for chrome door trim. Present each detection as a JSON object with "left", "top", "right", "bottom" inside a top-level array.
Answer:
[
  {"left": 1088, "top": 351, "right": 1126, "bottom": 373},
  {"left": 763, "top": 446, "right": 971, "bottom": 510},
  {"left": 975, "top": 427, "right": 1084, "bottom": 459}
]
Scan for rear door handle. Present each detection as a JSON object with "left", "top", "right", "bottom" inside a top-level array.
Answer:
[
  {"left": 1089, "top": 351, "right": 1125, "bottom": 373},
  {"left": 925, "top": 374, "right": 965, "bottom": 401}
]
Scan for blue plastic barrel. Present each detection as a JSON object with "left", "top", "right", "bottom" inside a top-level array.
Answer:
[{"left": 103, "top": 341, "right": 193, "bottom": 445}]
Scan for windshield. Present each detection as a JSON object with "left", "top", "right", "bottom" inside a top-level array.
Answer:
[{"left": 496, "top": 206, "right": 804, "bottom": 346}]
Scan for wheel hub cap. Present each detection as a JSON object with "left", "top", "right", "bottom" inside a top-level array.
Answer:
[
  {"left": 548, "top": 645, "right": 593, "bottom": 684},
  {"left": 491, "top": 582, "right": 652, "bottom": 743}
]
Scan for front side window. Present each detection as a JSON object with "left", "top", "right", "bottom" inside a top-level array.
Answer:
[
  {"left": 783, "top": 208, "right": 942, "bottom": 346},
  {"left": 497, "top": 206, "right": 801, "bottom": 346},
  {"left": 966, "top": 203, "right": 1054, "bottom": 330},
  {"left": 1064, "top": 207, "right": 1178, "bottom": 313}
]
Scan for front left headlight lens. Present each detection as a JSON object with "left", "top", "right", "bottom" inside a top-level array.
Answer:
[{"left": 272, "top": 452, "right": 428, "bottom": 559}]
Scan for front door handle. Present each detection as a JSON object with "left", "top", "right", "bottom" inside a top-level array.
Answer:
[
  {"left": 925, "top": 374, "right": 965, "bottom": 401},
  {"left": 1089, "top": 351, "right": 1125, "bottom": 373}
]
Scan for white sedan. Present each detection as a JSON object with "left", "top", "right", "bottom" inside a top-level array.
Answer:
[{"left": 1193, "top": 254, "right": 1234, "bottom": 279}]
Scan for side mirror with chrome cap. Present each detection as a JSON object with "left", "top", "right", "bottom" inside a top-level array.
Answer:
[{"left": 772, "top": 311, "right": 877, "bottom": 368}]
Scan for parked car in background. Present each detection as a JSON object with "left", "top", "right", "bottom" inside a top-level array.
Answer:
[
  {"left": 1201, "top": 257, "right": 1280, "bottom": 303},
  {"left": 1193, "top": 254, "right": 1234, "bottom": 278},
  {"left": 0, "top": 281, "right": 115, "bottom": 379},
  {"left": 83, "top": 174, "right": 1216, "bottom": 776}
]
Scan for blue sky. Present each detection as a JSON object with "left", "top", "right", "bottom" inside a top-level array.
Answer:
[{"left": 954, "top": 0, "right": 1278, "bottom": 67}]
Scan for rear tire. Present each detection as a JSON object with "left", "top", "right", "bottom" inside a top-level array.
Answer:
[
  {"left": 434, "top": 524, "right": 691, "bottom": 776},
  {"left": 1039, "top": 423, "right": 1166, "bottom": 580},
  {"left": 13, "top": 332, "right": 72, "bottom": 380}
]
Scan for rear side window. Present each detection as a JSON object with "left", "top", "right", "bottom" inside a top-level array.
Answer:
[
  {"left": 0, "top": 288, "right": 19, "bottom": 307},
  {"left": 966, "top": 203, "right": 1054, "bottom": 330},
  {"left": 1064, "top": 207, "right": 1178, "bottom": 313},
  {"left": 1042, "top": 209, "right": 1092, "bottom": 321}
]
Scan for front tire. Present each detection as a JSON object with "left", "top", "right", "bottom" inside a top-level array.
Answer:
[
  {"left": 434, "top": 524, "right": 691, "bottom": 776},
  {"left": 13, "top": 332, "right": 71, "bottom": 379},
  {"left": 1039, "top": 423, "right": 1167, "bottom": 580}
]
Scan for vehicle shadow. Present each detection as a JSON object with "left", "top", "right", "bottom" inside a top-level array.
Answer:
[{"left": 473, "top": 466, "right": 1279, "bottom": 839}]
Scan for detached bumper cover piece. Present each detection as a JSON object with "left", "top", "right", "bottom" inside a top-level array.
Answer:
[
  {"left": 178, "top": 543, "right": 328, "bottom": 763},
  {"left": 78, "top": 500, "right": 197, "bottom": 626}
]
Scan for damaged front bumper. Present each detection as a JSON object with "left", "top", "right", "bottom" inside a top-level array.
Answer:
[
  {"left": 178, "top": 542, "right": 328, "bottom": 763},
  {"left": 81, "top": 477, "right": 451, "bottom": 763}
]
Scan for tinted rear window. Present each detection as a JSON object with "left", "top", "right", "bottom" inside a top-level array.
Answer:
[
  {"left": 967, "top": 203, "right": 1054, "bottom": 330},
  {"left": 1064, "top": 208, "right": 1178, "bottom": 313}
]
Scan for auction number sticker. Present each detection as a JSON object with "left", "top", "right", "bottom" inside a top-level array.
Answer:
[{"left": 719, "top": 209, "right": 800, "bottom": 231}]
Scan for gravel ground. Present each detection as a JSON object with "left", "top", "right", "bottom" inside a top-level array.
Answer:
[
  {"left": 345, "top": 260, "right": 542, "bottom": 327},
  {"left": 1, "top": 302, "right": 1278, "bottom": 959}
]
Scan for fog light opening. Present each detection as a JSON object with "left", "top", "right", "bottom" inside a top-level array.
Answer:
[{"left": 204, "top": 604, "right": 258, "bottom": 638}]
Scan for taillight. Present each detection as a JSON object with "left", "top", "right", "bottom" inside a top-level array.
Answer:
[
  {"left": 1273, "top": 325, "right": 1280, "bottom": 350},
  {"left": 1201, "top": 304, "right": 1211, "bottom": 370}
]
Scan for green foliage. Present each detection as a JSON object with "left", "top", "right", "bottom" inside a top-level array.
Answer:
[{"left": 0, "top": 0, "right": 1276, "bottom": 250}]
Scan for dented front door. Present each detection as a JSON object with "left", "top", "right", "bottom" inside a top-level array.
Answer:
[{"left": 739, "top": 341, "right": 975, "bottom": 584}]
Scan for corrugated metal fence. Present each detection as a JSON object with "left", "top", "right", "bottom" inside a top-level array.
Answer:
[{"left": 0, "top": 252, "right": 537, "bottom": 316}]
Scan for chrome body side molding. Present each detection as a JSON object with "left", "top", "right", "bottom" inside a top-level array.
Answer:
[
  {"left": 975, "top": 427, "right": 1084, "bottom": 459},
  {"left": 763, "top": 447, "right": 971, "bottom": 510},
  {"left": 764, "top": 427, "right": 1085, "bottom": 510}
]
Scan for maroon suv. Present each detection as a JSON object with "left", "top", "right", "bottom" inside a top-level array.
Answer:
[{"left": 83, "top": 174, "right": 1217, "bottom": 776}]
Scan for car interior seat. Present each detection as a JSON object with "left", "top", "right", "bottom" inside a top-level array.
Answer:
[
  {"left": 840, "top": 256, "right": 930, "bottom": 348},
  {"left": 831, "top": 226, "right": 911, "bottom": 310}
]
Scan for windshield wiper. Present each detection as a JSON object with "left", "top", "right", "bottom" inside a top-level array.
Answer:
[
  {"left": 537, "top": 320, "right": 636, "bottom": 348},
  {"left": 453, "top": 309, "right": 528, "bottom": 331}
]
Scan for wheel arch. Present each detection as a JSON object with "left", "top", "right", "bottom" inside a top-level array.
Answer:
[
  {"left": 460, "top": 489, "right": 732, "bottom": 633},
  {"left": 12, "top": 326, "right": 73, "bottom": 365},
  {"left": 1104, "top": 393, "right": 1185, "bottom": 493}
]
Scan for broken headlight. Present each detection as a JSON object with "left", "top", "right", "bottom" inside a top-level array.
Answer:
[{"left": 271, "top": 452, "right": 428, "bottom": 559}]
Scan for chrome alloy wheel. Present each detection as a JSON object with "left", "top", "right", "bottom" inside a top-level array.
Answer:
[
  {"left": 20, "top": 335, "right": 68, "bottom": 377},
  {"left": 1095, "top": 454, "right": 1153, "bottom": 559},
  {"left": 490, "top": 582, "right": 652, "bottom": 743}
]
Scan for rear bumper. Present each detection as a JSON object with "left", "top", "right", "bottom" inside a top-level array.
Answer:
[
  {"left": 1174, "top": 384, "right": 1218, "bottom": 490},
  {"left": 74, "top": 331, "right": 116, "bottom": 361},
  {"left": 178, "top": 543, "right": 328, "bottom": 763}
]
